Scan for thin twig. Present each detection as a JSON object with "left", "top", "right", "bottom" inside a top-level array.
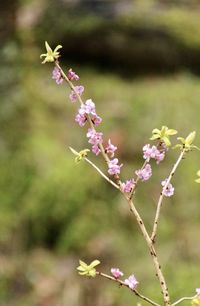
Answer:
[
  {"left": 172, "top": 294, "right": 198, "bottom": 306},
  {"left": 97, "top": 272, "right": 160, "bottom": 306},
  {"left": 151, "top": 149, "right": 185, "bottom": 242},
  {"left": 84, "top": 156, "right": 120, "bottom": 189},
  {"left": 69, "top": 146, "right": 119, "bottom": 189}
]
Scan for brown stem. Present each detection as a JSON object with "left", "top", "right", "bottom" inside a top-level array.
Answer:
[{"left": 125, "top": 195, "right": 171, "bottom": 306}]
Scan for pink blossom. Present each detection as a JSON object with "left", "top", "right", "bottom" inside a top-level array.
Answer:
[
  {"left": 52, "top": 66, "right": 63, "bottom": 85},
  {"left": 86, "top": 129, "right": 103, "bottom": 156},
  {"left": 92, "top": 144, "right": 101, "bottom": 156},
  {"left": 87, "top": 129, "right": 103, "bottom": 145},
  {"left": 124, "top": 275, "right": 139, "bottom": 290},
  {"left": 161, "top": 179, "right": 174, "bottom": 197},
  {"left": 105, "top": 139, "right": 117, "bottom": 157},
  {"left": 135, "top": 164, "right": 152, "bottom": 181},
  {"left": 75, "top": 100, "right": 102, "bottom": 127},
  {"left": 92, "top": 114, "right": 102, "bottom": 126},
  {"left": 143, "top": 144, "right": 153, "bottom": 161},
  {"left": 69, "top": 85, "right": 84, "bottom": 102},
  {"left": 121, "top": 179, "right": 135, "bottom": 193},
  {"left": 111, "top": 268, "right": 124, "bottom": 279},
  {"left": 75, "top": 113, "right": 87, "bottom": 127},
  {"left": 67, "top": 68, "right": 79, "bottom": 81},
  {"left": 143, "top": 144, "right": 165, "bottom": 164},
  {"left": 79, "top": 99, "right": 96, "bottom": 115},
  {"left": 155, "top": 151, "right": 165, "bottom": 164},
  {"left": 108, "top": 158, "right": 122, "bottom": 175}
]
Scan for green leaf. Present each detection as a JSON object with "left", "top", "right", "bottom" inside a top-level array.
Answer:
[
  {"left": 152, "top": 128, "right": 160, "bottom": 134},
  {"left": 150, "top": 126, "right": 177, "bottom": 146},
  {"left": 162, "top": 136, "right": 171, "bottom": 147},
  {"left": 150, "top": 134, "right": 160, "bottom": 140},
  {"left": 69, "top": 147, "right": 79, "bottom": 156},
  {"left": 77, "top": 259, "right": 100, "bottom": 277},
  {"left": 89, "top": 260, "right": 100, "bottom": 269},
  {"left": 45, "top": 41, "right": 52, "bottom": 53},
  {"left": 79, "top": 260, "right": 88, "bottom": 269},
  {"left": 166, "top": 129, "right": 178, "bottom": 136},
  {"left": 177, "top": 137, "right": 185, "bottom": 144},
  {"left": 185, "top": 131, "right": 196, "bottom": 145}
]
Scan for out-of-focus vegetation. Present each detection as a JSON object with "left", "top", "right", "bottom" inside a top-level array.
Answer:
[{"left": 0, "top": 1, "right": 200, "bottom": 306}]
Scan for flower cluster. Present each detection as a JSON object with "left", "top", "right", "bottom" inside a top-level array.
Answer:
[
  {"left": 67, "top": 68, "right": 79, "bottom": 81},
  {"left": 105, "top": 139, "right": 117, "bottom": 158},
  {"left": 143, "top": 144, "right": 165, "bottom": 164},
  {"left": 75, "top": 99, "right": 102, "bottom": 127},
  {"left": 135, "top": 164, "right": 152, "bottom": 181},
  {"left": 87, "top": 128, "right": 103, "bottom": 156},
  {"left": 121, "top": 179, "right": 135, "bottom": 193},
  {"left": 52, "top": 66, "right": 63, "bottom": 85},
  {"left": 69, "top": 85, "right": 84, "bottom": 103},
  {"left": 108, "top": 158, "right": 122, "bottom": 175},
  {"left": 161, "top": 179, "right": 174, "bottom": 197}
]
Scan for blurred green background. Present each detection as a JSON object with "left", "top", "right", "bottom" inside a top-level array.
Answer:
[{"left": 0, "top": 0, "right": 200, "bottom": 305}]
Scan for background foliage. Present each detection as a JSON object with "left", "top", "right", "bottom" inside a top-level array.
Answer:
[{"left": 0, "top": 1, "right": 199, "bottom": 305}]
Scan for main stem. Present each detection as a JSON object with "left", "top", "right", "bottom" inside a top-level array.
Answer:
[
  {"left": 125, "top": 195, "right": 171, "bottom": 306},
  {"left": 55, "top": 61, "right": 170, "bottom": 306}
]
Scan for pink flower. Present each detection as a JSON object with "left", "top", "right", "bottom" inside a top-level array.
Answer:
[
  {"left": 143, "top": 144, "right": 165, "bottom": 164},
  {"left": 161, "top": 179, "right": 174, "bottom": 197},
  {"left": 52, "top": 66, "right": 63, "bottom": 85},
  {"left": 87, "top": 129, "right": 103, "bottom": 145},
  {"left": 143, "top": 144, "right": 153, "bottom": 161},
  {"left": 75, "top": 113, "right": 87, "bottom": 127},
  {"left": 79, "top": 99, "right": 96, "bottom": 115},
  {"left": 108, "top": 158, "right": 122, "bottom": 175},
  {"left": 155, "top": 151, "right": 165, "bottom": 164},
  {"left": 86, "top": 129, "right": 103, "bottom": 156},
  {"left": 124, "top": 275, "right": 139, "bottom": 290},
  {"left": 92, "top": 114, "right": 102, "bottom": 126},
  {"left": 121, "top": 179, "right": 135, "bottom": 193},
  {"left": 135, "top": 164, "right": 152, "bottom": 181},
  {"left": 105, "top": 139, "right": 117, "bottom": 157},
  {"left": 67, "top": 68, "right": 79, "bottom": 81},
  {"left": 69, "top": 85, "right": 84, "bottom": 102},
  {"left": 111, "top": 268, "right": 124, "bottom": 279},
  {"left": 92, "top": 144, "right": 101, "bottom": 156},
  {"left": 75, "top": 100, "right": 102, "bottom": 127}
]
